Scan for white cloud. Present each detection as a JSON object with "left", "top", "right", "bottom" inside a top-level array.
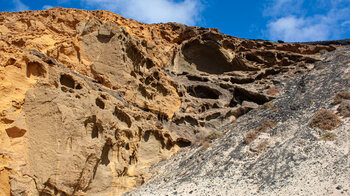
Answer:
[
  {"left": 81, "top": 0, "right": 203, "bottom": 25},
  {"left": 12, "top": 0, "right": 29, "bottom": 11},
  {"left": 264, "top": 0, "right": 350, "bottom": 41},
  {"left": 42, "top": 5, "right": 53, "bottom": 10},
  {"left": 263, "top": 0, "right": 304, "bottom": 17},
  {"left": 267, "top": 16, "right": 329, "bottom": 42}
]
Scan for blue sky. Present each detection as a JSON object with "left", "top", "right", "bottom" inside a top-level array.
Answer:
[{"left": 1, "top": 0, "right": 350, "bottom": 42}]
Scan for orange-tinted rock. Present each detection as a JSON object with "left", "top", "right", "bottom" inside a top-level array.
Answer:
[{"left": 0, "top": 7, "right": 338, "bottom": 195}]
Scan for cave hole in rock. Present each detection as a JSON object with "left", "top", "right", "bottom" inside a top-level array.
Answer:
[
  {"left": 138, "top": 84, "right": 153, "bottom": 100},
  {"left": 174, "top": 116, "right": 198, "bottom": 126},
  {"left": 213, "top": 103, "right": 220, "bottom": 108},
  {"left": 142, "top": 131, "right": 152, "bottom": 142},
  {"left": 60, "top": 74, "right": 75, "bottom": 89},
  {"left": 145, "top": 58, "right": 155, "bottom": 69},
  {"left": 6, "top": 58, "right": 16, "bottom": 66},
  {"left": 145, "top": 76, "right": 154, "bottom": 85},
  {"left": 187, "top": 85, "right": 221, "bottom": 99},
  {"left": 199, "top": 104, "right": 210, "bottom": 113},
  {"left": 125, "top": 143, "right": 130, "bottom": 150},
  {"left": 182, "top": 40, "right": 236, "bottom": 74},
  {"left": 95, "top": 97, "right": 105, "bottom": 109},
  {"left": 176, "top": 138, "right": 192, "bottom": 148},
  {"left": 186, "top": 75, "right": 209, "bottom": 82},
  {"left": 153, "top": 71, "right": 160, "bottom": 80},
  {"left": 75, "top": 83, "right": 83, "bottom": 90},
  {"left": 258, "top": 51, "right": 276, "bottom": 64},
  {"left": 12, "top": 39, "right": 25, "bottom": 47},
  {"left": 84, "top": 116, "right": 103, "bottom": 139},
  {"left": 100, "top": 94, "right": 107, "bottom": 100},
  {"left": 157, "top": 112, "right": 169, "bottom": 122},
  {"left": 97, "top": 34, "right": 113, "bottom": 43},
  {"left": 229, "top": 98, "right": 238, "bottom": 107},
  {"left": 246, "top": 53, "right": 265, "bottom": 64},
  {"left": 165, "top": 140, "right": 173, "bottom": 150},
  {"left": 91, "top": 125, "right": 99, "bottom": 139},
  {"left": 156, "top": 83, "right": 169, "bottom": 96},
  {"left": 143, "top": 130, "right": 162, "bottom": 144},
  {"left": 27, "top": 62, "right": 46, "bottom": 78},
  {"left": 100, "top": 142, "right": 111, "bottom": 166},
  {"left": 6, "top": 126, "right": 26, "bottom": 138},
  {"left": 205, "top": 112, "right": 221, "bottom": 121},
  {"left": 113, "top": 107, "right": 132, "bottom": 128},
  {"left": 234, "top": 87, "right": 270, "bottom": 105},
  {"left": 116, "top": 129, "right": 133, "bottom": 140},
  {"left": 230, "top": 77, "right": 255, "bottom": 84}
]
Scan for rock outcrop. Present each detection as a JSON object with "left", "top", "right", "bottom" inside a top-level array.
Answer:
[
  {"left": 128, "top": 46, "right": 350, "bottom": 196},
  {"left": 0, "top": 7, "right": 343, "bottom": 196}
]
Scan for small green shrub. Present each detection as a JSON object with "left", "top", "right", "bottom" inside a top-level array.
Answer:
[
  {"left": 310, "top": 109, "right": 341, "bottom": 130},
  {"left": 320, "top": 132, "right": 337, "bottom": 141}
]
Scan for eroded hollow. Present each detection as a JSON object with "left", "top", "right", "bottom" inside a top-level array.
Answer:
[
  {"left": 60, "top": 74, "right": 75, "bottom": 89},
  {"left": 5, "top": 126, "right": 26, "bottom": 138},
  {"left": 95, "top": 98, "right": 105, "bottom": 109},
  {"left": 84, "top": 115, "right": 103, "bottom": 139},
  {"left": 100, "top": 141, "right": 111, "bottom": 166},
  {"left": 234, "top": 87, "right": 270, "bottom": 105},
  {"left": 182, "top": 39, "right": 235, "bottom": 74},
  {"left": 174, "top": 116, "right": 199, "bottom": 126},
  {"left": 205, "top": 112, "right": 221, "bottom": 121},
  {"left": 186, "top": 75, "right": 209, "bottom": 82},
  {"left": 27, "top": 62, "right": 46, "bottom": 78},
  {"left": 113, "top": 107, "right": 132, "bottom": 128},
  {"left": 187, "top": 85, "right": 221, "bottom": 99},
  {"left": 176, "top": 138, "right": 192, "bottom": 148}
]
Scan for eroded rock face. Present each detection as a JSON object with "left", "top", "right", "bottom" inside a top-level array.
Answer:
[
  {"left": 164, "top": 30, "right": 336, "bottom": 143},
  {"left": 0, "top": 7, "right": 338, "bottom": 195},
  {"left": 7, "top": 51, "right": 181, "bottom": 195},
  {"left": 128, "top": 43, "right": 350, "bottom": 196}
]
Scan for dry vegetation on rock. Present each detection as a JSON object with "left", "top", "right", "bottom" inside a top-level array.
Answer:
[
  {"left": 245, "top": 131, "right": 258, "bottom": 144},
  {"left": 333, "top": 91, "right": 350, "bottom": 104},
  {"left": 256, "top": 120, "right": 275, "bottom": 132},
  {"left": 320, "top": 131, "right": 337, "bottom": 141},
  {"left": 337, "top": 100, "right": 350, "bottom": 117},
  {"left": 309, "top": 109, "right": 342, "bottom": 130}
]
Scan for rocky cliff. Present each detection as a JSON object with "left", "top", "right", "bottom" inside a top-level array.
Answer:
[
  {"left": 128, "top": 46, "right": 350, "bottom": 196},
  {"left": 0, "top": 7, "right": 346, "bottom": 196}
]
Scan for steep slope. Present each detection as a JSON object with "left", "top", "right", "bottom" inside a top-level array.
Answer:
[
  {"left": 0, "top": 7, "right": 340, "bottom": 195},
  {"left": 128, "top": 47, "right": 350, "bottom": 195}
]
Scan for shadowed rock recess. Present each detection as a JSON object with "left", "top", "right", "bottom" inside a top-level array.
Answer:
[{"left": 0, "top": 7, "right": 348, "bottom": 196}]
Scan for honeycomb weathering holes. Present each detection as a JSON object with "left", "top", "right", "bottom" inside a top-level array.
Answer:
[{"left": 187, "top": 85, "right": 221, "bottom": 99}]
